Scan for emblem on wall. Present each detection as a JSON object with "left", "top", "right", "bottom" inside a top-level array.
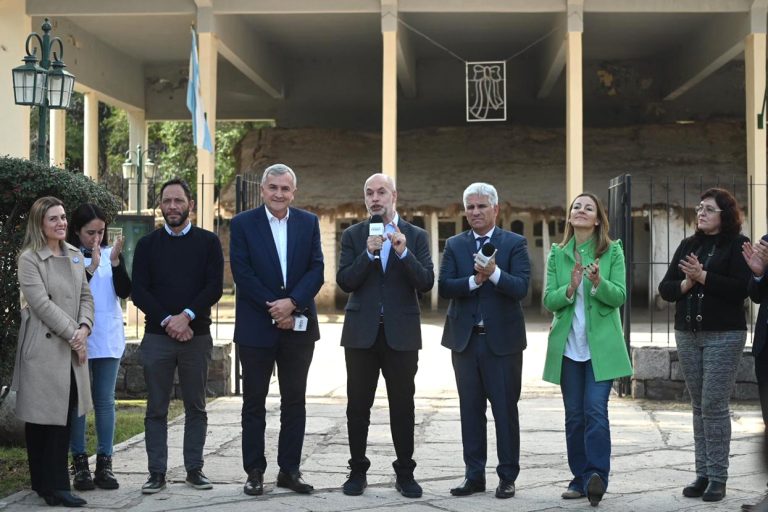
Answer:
[{"left": 466, "top": 61, "right": 506, "bottom": 122}]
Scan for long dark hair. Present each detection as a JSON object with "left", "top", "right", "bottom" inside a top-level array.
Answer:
[{"left": 67, "top": 203, "right": 109, "bottom": 248}]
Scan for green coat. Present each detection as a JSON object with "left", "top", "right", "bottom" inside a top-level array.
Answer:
[{"left": 542, "top": 238, "right": 633, "bottom": 384}]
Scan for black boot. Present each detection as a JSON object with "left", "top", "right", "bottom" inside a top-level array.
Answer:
[
  {"left": 94, "top": 454, "right": 119, "bottom": 489},
  {"left": 393, "top": 459, "right": 422, "bottom": 498},
  {"left": 70, "top": 454, "right": 94, "bottom": 491},
  {"left": 342, "top": 457, "right": 370, "bottom": 496}
]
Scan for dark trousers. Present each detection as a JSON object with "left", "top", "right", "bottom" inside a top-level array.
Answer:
[
  {"left": 756, "top": 347, "right": 768, "bottom": 426},
  {"left": 345, "top": 324, "right": 419, "bottom": 467},
  {"left": 26, "top": 371, "right": 77, "bottom": 493},
  {"left": 452, "top": 332, "right": 523, "bottom": 483},
  {"left": 140, "top": 332, "right": 212, "bottom": 474},
  {"left": 239, "top": 340, "right": 315, "bottom": 474}
]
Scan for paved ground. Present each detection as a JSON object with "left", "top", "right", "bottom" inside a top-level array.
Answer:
[{"left": 2, "top": 320, "right": 767, "bottom": 511}]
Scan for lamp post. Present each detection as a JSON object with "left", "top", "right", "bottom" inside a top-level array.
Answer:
[
  {"left": 122, "top": 145, "right": 156, "bottom": 215},
  {"left": 11, "top": 18, "right": 76, "bottom": 163}
]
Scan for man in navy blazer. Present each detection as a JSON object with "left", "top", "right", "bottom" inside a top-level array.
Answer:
[
  {"left": 743, "top": 237, "right": 768, "bottom": 512},
  {"left": 337, "top": 173, "right": 434, "bottom": 498},
  {"left": 746, "top": 236, "right": 768, "bottom": 425},
  {"left": 230, "top": 164, "right": 324, "bottom": 497},
  {"left": 439, "top": 182, "right": 530, "bottom": 499}
]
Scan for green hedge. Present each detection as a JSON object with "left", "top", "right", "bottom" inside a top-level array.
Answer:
[{"left": 0, "top": 156, "right": 120, "bottom": 386}]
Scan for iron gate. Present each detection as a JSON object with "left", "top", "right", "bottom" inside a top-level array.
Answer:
[
  {"left": 233, "top": 173, "right": 263, "bottom": 395},
  {"left": 608, "top": 174, "right": 633, "bottom": 396}
]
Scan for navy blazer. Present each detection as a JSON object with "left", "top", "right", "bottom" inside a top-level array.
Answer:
[
  {"left": 337, "top": 218, "right": 434, "bottom": 350},
  {"left": 439, "top": 228, "right": 530, "bottom": 356},
  {"left": 230, "top": 205, "right": 324, "bottom": 347},
  {"left": 749, "top": 276, "right": 768, "bottom": 357}
]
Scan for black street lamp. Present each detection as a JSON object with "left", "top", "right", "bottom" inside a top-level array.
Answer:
[
  {"left": 122, "top": 145, "right": 156, "bottom": 215},
  {"left": 11, "top": 18, "right": 76, "bottom": 163}
]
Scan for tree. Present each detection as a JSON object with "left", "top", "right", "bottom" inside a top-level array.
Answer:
[{"left": 0, "top": 157, "right": 120, "bottom": 385}]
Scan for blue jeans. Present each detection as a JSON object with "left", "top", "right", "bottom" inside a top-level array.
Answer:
[
  {"left": 69, "top": 357, "right": 121, "bottom": 456},
  {"left": 560, "top": 357, "right": 613, "bottom": 493}
]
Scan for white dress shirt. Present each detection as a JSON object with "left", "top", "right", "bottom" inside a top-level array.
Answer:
[{"left": 266, "top": 206, "right": 290, "bottom": 286}]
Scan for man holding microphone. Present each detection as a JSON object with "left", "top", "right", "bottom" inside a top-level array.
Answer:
[
  {"left": 336, "top": 173, "right": 434, "bottom": 498},
  {"left": 439, "top": 182, "right": 530, "bottom": 499}
]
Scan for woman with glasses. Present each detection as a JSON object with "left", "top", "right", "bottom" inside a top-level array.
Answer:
[
  {"left": 543, "top": 192, "right": 632, "bottom": 507},
  {"left": 659, "top": 187, "right": 751, "bottom": 502}
]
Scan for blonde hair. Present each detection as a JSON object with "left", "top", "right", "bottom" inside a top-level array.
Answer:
[
  {"left": 21, "top": 196, "right": 65, "bottom": 254},
  {"left": 559, "top": 192, "right": 612, "bottom": 258}
]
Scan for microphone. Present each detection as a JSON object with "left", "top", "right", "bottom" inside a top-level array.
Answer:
[
  {"left": 369, "top": 214, "right": 385, "bottom": 260},
  {"left": 474, "top": 242, "right": 497, "bottom": 268}
]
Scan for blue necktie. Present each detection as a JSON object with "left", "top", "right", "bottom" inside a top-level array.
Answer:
[{"left": 476, "top": 236, "right": 488, "bottom": 251}]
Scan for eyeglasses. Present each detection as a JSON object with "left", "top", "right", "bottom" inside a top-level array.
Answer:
[{"left": 695, "top": 204, "right": 722, "bottom": 215}]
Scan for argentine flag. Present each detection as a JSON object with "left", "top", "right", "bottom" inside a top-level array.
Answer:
[{"left": 187, "top": 27, "right": 213, "bottom": 153}]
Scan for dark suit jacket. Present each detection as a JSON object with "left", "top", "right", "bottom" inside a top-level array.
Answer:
[
  {"left": 439, "top": 228, "right": 530, "bottom": 356},
  {"left": 749, "top": 276, "right": 768, "bottom": 356},
  {"left": 230, "top": 205, "right": 324, "bottom": 347},
  {"left": 337, "top": 218, "right": 434, "bottom": 350}
]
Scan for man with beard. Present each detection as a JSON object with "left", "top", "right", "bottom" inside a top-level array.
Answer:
[
  {"left": 131, "top": 178, "right": 224, "bottom": 494},
  {"left": 336, "top": 173, "right": 434, "bottom": 497}
]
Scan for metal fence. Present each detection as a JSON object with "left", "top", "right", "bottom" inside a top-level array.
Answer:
[
  {"left": 610, "top": 173, "right": 758, "bottom": 348},
  {"left": 232, "top": 173, "right": 263, "bottom": 394}
]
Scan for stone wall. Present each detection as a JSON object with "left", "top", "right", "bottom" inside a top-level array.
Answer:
[
  {"left": 631, "top": 346, "right": 758, "bottom": 400},
  {"left": 116, "top": 341, "right": 232, "bottom": 399}
]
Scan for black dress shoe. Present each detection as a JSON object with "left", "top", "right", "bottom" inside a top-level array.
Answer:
[
  {"left": 276, "top": 470, "right": 313, "bottom": 494},
  {"left": 586, "top": 473, "right": 605, "bottom": 507},
  {"left": 48, "top": 490, "right": 86, "bottom": 507},
  {"left": 244, "top": 469, "right": 264, "bottom": 496},
  {"left": 702, "top": 481, "right": 726, "bottom": 502},
  {"left": 495, "top": 479, "right": 515, "bottom": 499},
  {"left": 141, "top": 472, "right": 166, "bottom": 494},
  {"left": 450, "top": 478, "right": 486, "bottom": 496},
  {"left": 682, "top": 476, "right": 709, "bottom": 498},
  {"left": 186, "top": 469, "right": 213, "bottom": 490},
  {"left": 342, "top": 470, "right": 367, "bottom": 496},
  {"left": 396, "top": 475, "right": 423, "bottom": 498}
]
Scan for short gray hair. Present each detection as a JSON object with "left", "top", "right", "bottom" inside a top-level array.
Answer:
[
  {"left": 261, "top": 163, "right": 297, "bottom": 188},
  {"left": 463, "top": 182, "right": 498, "bottom": 208}
]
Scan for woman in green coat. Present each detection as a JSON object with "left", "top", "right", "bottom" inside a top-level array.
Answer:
[{"left": 542, "top": 192, "right": 632, "bottom": 507}]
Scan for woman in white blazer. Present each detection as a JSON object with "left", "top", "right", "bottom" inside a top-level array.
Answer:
[{"left": 13, "top": 196, "right": 94, "bottom": 507}]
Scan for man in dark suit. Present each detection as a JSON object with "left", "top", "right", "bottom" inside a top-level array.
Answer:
[
  {"left": 439, "top": 182, "right": 530, "bottom": 499},
  {"left": 230, "top": 164, "right": 324, "bottom": 497},
  {"left": 743, "top": 237, "right": 768, "bottom": 512},
  {"left": 336, "top": 173, "right": 434, "bottom": 498}
]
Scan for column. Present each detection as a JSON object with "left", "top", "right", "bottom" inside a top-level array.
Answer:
[
  {"left": 0, "top": 0, "right": 31, "bottom": 159},
  {"left": 83, "top": 91, "right": 99, "bottom": 180},
  {"left": 49, "top": 109, "right": 66, "bottom": 168},
  {"left": 565, "top": 31, "right": 583, "bottom": 203},
  {"left": 565, "top": 1, "right": 584, "bottom": 203},
  {"left": 127, "top": 110, "right": 147, "bottom": 213},
  {"left": 429, "top": 212, "right": 439, "bottom": 311},
  {"left": 381, "top": 0, "right": 398, "bottom": 181},
  {"left": 746, "top": 33, "right": 768, "bottom": 241},
  {"left": 196, "top": 30, "right": 217, "bottom": 232}
]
